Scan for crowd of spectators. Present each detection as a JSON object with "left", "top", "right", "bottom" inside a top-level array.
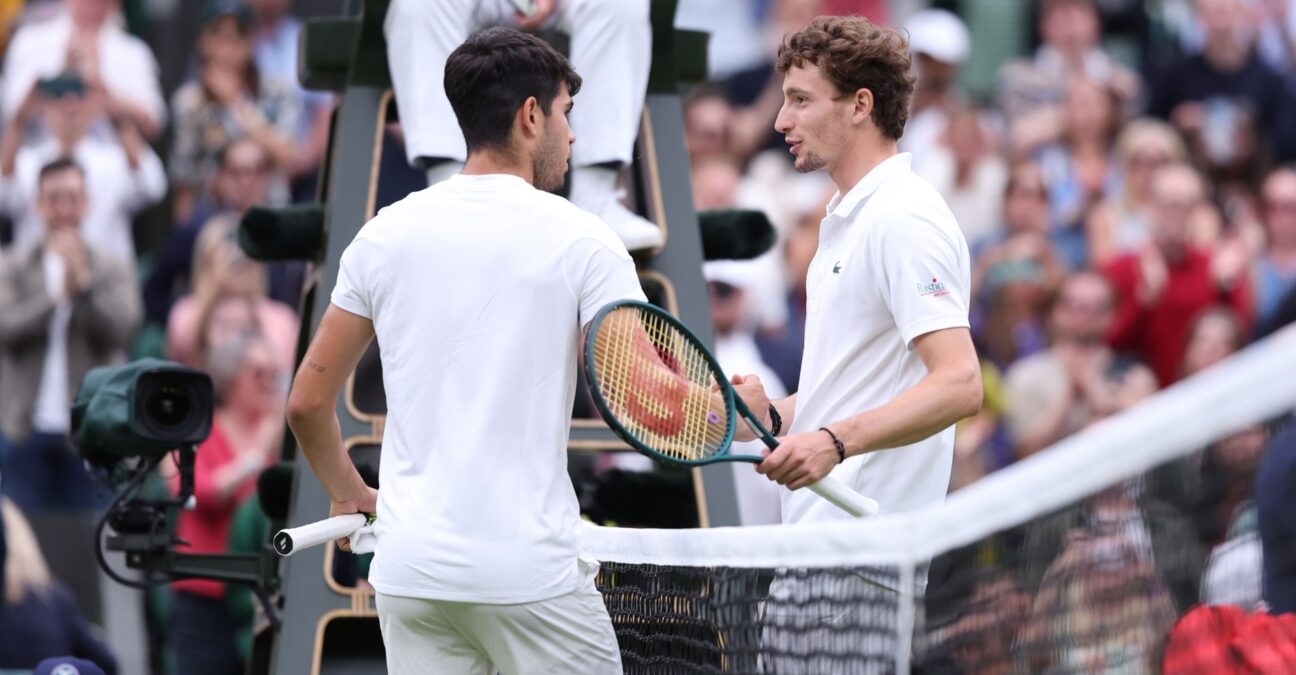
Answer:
[{"left": 0, "top": 0, "right": 1292, "bottom": 672}]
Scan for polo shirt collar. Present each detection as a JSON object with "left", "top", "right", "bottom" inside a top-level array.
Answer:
[{"left": 826, "top": 153, "right": 913, "bottom": 219}]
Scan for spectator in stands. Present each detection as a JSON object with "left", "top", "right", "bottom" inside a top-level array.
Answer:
[
  {"left": 973, "top": 239, "right": 1055, "bottom": 370},
  {"left": 1253, "top": 167, "right": 1296, "bottom": 329},
  {"left": 1256, "top": 416, "right": 1296, "bottom": 614},
  {"left": 900, "top": 8, "right": 972, "bottom": 174},
  {"left": 0, "top": 158, "right": 139, "bottom": 513},
  {"left": 1086, "top": 119, "right": 1189, "bottom": 267},
  {"left": 998, "top": 0, "right": 1140, "bottom": 125},
  {"left": 753, "top": 194, "right": 823, "bottom": 394},
  {"left": 969, "top": 161, "right": 1054, "bottom": 256},
  {"left": 1022, "top": 530, "right": 1178, "bottom": 673},
  {"left": 941, "top": 568, "right": 1030, "bottom": 675},
  {"left": 704, "top": 261, "right": 787, "bottom": 526},
  {"left": 1197, "top": 425, "right": 1269, "bottom": 550},
  {"left": 169, "top": 9, "right": 299, "bottom": 224},
  {"left": 1018, "top": 78, "right": 1124, "bottom": 268},
  {"left": 165, "top": 216, "right": 298, "bottom": 373},
  {"left": 2, "top": 0, "right": 166, "bottom": 141},
  {"left": 683, "top": 85, "right": 734, "bottom": 163},
  {"left": 1181, "top": 305, "right": 1246, "bottom": 379},
  {"left": 1103, "top": 163, "right": 1252, "bottom": 387},
  {"left": 1149, "top": 0, "right": 1289, "bottom": 174},
  {"left": 168, "top": 335, "right": 283, "bottom": 675},
  {"left": 0, "top": 76, "right": 166, "bottom": 263},
  {"left": 144, "top": 138, "right": 282, "bottom": 328},
  {"left": 1004, "top": 272, "right": 1157, "bottom": 460},
  {"left": 1144, "top": 307, "right": 1252, "bottom": 538},
  {"left": 383, "top": 0, "right": 662, "bottom": 250},
  {"left": 916, "top": 105, "right": 1007, "bottom": 248},
  {"left": 0, "top": 499, "right": 116, "bottom": 674},
  {"left": 689, "top": 153, "right": 790, "bottom": 334},
  {"left": 245, "top": 0, "right": 332, "bottom": 198}
]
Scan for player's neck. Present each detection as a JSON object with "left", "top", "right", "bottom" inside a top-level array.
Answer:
[
  {"left": 463, "top": 149, "right": 535, "bottom": 186},
  {"left": 829, "top": 136, "right": 899, "bottom": 196}
]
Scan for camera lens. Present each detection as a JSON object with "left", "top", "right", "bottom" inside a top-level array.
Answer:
[
  {"left": 147, "top": 386, "right": 191, "bottom": 429},
  {"left": 133, "top": 369, "right": 214, "bottom": 449}
]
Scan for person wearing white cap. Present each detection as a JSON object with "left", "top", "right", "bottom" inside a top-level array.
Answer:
[
  {"left": 898, "top": 8, "right": 971, "bottom": 169},
  {"left": 383, "top": 0, "right": 662, "bottom": 251},
  {"left": 703, "top": 260, "right": 788, "bottom": 525}
]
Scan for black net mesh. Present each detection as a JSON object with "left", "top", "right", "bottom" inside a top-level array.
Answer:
[
  {"left": 597, "top": 563, "right": 905, "bottom": 674},
  {"left": 588, "top": 418, "right": 1282, "bottom": 674}
]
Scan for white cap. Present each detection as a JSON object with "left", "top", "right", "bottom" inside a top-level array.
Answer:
[
  {"left": 904, "top": 9, "right": 971, "bottom": 65},
  {"left": 703, "top": 260, "right": 761, "bottom": 292}
]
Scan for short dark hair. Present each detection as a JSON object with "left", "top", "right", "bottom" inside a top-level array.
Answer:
[
  {"left": 37, "top": 157, "right": 84, "bottom": 188},
  {"left": 443, "top": 27, "right": 582, "bottom": 155},
  {"left": 776, "top": 16, "right": 915, "bottom": 141}
]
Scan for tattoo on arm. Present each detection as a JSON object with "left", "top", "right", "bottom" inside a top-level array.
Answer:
[{"left": 307, "top": 360, "right": 326, "bottom": 373}]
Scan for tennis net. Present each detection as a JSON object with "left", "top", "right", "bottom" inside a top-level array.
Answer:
[{"left": 581, "top": 325, "right": 1296, "bottom": 674}]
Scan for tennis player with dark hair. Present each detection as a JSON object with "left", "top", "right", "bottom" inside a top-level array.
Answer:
[
  {"left": 285, "top": 27, "right": 642, "bottom": 674},
  {"left": 749, "top": 15, "right": 982, "bottom": 523}
]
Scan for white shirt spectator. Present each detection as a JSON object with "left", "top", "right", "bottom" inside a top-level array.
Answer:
[
  {"left": 1, "top": 134, "right": 167, "bottom": 262},
  {"left": 1, "top": 11, "right": 166, "bottom": 129},
  {"left": 32, "top": 251, "right": 73, "bottom": 433}
]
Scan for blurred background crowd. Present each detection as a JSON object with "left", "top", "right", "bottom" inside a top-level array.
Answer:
[{"left": 0, "top": 0, "right": 1290, "bottom": 673}]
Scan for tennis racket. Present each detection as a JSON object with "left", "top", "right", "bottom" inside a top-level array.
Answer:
[
  {"left": 273, "top": 512, "right": 375, "bottom": 557},
  {"left": 582, "top": 300, "right": 879, "bottom": 517}
]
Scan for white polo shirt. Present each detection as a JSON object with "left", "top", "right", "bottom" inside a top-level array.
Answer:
[
  {"left": 331, "top": 173, "right": 645, "bottom": 603},
  {"left": 783, "top": 153, "right": 971, "bottom": 524}
]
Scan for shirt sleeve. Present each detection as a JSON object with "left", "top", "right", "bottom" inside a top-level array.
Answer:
[
  {"left": 878, "top": 210, "right": 971, "bottom": 348},
  {"left": 331, "top": 234, "right": 375, "bottom": 319},
  {"left": 571, "top": 222, "right": 646, "bottom": 328}
]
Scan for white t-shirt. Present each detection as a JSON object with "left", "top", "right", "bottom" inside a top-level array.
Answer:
[
  {"left": 32, "top": 251, "right": 72, "bottom": 434},
  {"left": 331, "top": 173, "right": 645, "bottom": 604},
  {"left": 784, "top": 153, "right": 971, "bottom": 524}
]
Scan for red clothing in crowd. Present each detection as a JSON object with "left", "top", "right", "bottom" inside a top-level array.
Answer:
[
  {"left": 1103, "top": 248, "right": 1252, "bottom": 388},
  {"left": 170, "top": 422, "right": 260, "bottom": 599}
]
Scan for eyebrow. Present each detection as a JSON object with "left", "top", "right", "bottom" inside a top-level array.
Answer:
[{"left": 783, "top": 87, "right": 811, "bottom": 98}]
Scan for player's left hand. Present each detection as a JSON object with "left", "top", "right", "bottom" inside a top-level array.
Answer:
[
  {"left": 330, "top": 487, "right": 378, "bottom": 552},
  {"left": 515, "top": 0, "right": 558, "bottom": 30},
  {"left": 756, "top": 430, "right": 840, "bottom": 490}
]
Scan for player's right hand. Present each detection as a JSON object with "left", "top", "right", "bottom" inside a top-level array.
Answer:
[
  {"left": 731, "top": 374, "right": 770, "bottom": 442},
  {"left": 330, "top": 487, "right": 378, "bottom": 553}
]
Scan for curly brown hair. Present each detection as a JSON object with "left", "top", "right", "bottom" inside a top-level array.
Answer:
[{"left": 776, "top": 16, "right": 915, "bottom": 141}]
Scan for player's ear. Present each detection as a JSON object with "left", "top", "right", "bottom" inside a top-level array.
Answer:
[
  {"left": 517, "top": 95, "right": 542, "bottom": 138},
  {"left": 852, "top": 88, "right": 873, "bottom": 125}
]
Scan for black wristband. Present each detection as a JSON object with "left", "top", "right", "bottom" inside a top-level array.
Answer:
[
  {"left": 819, "top": 427, "right": 846, "bottom": 464},
  {"left": 767, "top": 403, "right": 783, "bottom": 436}
]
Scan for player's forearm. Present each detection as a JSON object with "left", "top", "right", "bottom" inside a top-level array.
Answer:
[
  {"left": 833, "top": 367, "right": 982, "bottom": 457},
  {"left": 286, "top": 405, "right": 368, "bottom": 502}
]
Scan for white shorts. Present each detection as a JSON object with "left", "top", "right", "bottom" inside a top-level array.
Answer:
[{"left": 376, "top": 560, "right": 622, "bottom": 674}]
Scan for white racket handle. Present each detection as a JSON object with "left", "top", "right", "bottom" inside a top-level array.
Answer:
[
  {"left": 273, "top": 514, "right": 370, "bottom": 557},
  {"left": 808, "top": 476, "right": 880, "bottom": 517}
]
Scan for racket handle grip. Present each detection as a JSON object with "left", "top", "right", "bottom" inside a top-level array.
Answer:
[
  {"left": 809, "top": 476, "right": 880, "bottom": 518},
  {"left": 273, "top": 513, "right": 370, "bottom": 557}
]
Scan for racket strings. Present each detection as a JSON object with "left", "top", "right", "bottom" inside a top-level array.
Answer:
[{"left": 591, "top": 307, "right": 729, "bottom": 461}]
